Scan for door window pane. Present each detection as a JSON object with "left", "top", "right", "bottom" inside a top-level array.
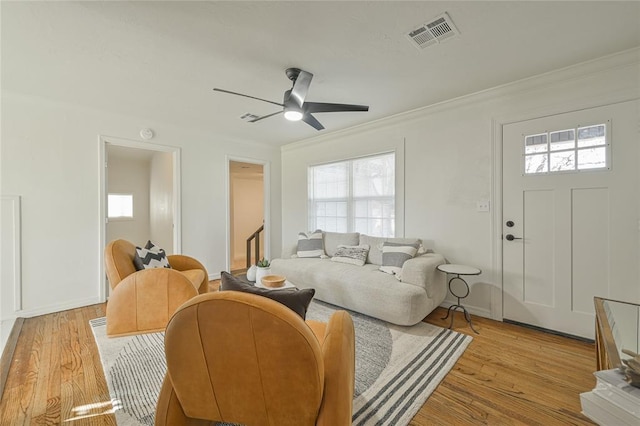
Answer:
[
  {"left": 525, "top": 134, "right": 548, "bottom": 154},
  {"left": 550, "top": 151, "right": 575, "bottom": 172},
  {"left": 525, "top": 154, "right": 548, "bottom": 174},
  {"left": 578, "top": 147, "right": 607, "bottom": 170},
  {"left": 578, "top": 124, "right": 606, "bottom": 148},
  {"left": 550, "top": 129, "right": 575, "bottom": 151}
]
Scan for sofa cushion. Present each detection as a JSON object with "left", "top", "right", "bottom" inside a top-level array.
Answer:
[
  {"left": 297, "top": 230, "right": 326, "bottom": 258},
  {"left": 133, "top": 241, "right": 172, "bottom": 270},
  {"left": 359, "top": 235, "right": 421, "bottom": 265},
  {"left": 379, "top": 242, "right": 420, "bottom": 278},
  {"left": 323, "top": 232, "right": 360, "bottom": 257},
  {"left": 330, "top": 245, "right": 370, "bottom": 266},
  {"left": 219, "top": 271, "right": 315, "bottom": 319}
]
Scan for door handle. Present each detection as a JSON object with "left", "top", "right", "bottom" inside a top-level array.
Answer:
[{"left": 505, "top": 234, "right": 523, "bottom": 241}]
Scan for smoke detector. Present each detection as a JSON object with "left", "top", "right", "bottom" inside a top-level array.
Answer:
[{"left": 406, "top": 12, "right": 460, "bottom": 50}]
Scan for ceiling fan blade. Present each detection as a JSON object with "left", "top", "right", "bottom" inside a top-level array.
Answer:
[
  {"left": 248, "top": 110, "right": 283, "bottom": 123},
  {"left": 303, "top": 102, "right": 369, "bottom": 114},
  {"left": 289, "top": 70, "right": 313, "bottom": 108},
  {"left": 213, "top": 88, "right": 284, "bottom": 107},
  {"left": 302, "top": 113, "right": 325, "bottom": 131}
]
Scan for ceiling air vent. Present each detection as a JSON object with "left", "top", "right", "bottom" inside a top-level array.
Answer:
[{"left": 406, "top": 12, "right": 459, "bottom": 50}]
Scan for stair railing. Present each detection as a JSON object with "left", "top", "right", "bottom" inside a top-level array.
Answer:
[{"left": 246, "top": 224, "right": 264, "bottom": 268}]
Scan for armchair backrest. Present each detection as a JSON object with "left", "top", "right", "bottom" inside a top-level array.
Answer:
[
  {"left": 104, "top": 239, "right": 137, "bottom": 289},
  {"left": 163, "top": 291, "right": 325, "bottom": 426}
]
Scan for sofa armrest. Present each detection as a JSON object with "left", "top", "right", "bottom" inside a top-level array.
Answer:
[
  {"left": 167, "top": 254, "right": 209, "bottom": 294},
  {"left": 281, "top": 243, "right": 298, "bottom": 259},
  {"left": 106, "top": 268, "right": 198, "bottom": 337},
  {"left": 401, "top": 253, "right": 446, "bottom": 299}
]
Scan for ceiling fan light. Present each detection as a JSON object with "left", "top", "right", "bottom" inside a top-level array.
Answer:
[{"left": 284, "top": 109, "right": 303, "bottom": 121}]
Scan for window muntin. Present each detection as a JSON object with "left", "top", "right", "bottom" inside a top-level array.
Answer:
[
  {"left": 108, "top": 193, "right": 133, "bottom": 219},
  {"left": 523, "top": 123, "right": 608, "bottom": 175},
  {"left": 309, "top": 152, "right": 395, "bottom": 237}
]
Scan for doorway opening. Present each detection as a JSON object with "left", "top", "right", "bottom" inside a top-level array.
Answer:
[
  {"left": 228, "top": 159, "right": 266, "bottom": 274},
  {"left": 99, "top": 136, "right": 181, "bottom": 302}
]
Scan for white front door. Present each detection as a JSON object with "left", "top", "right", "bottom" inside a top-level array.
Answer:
[{"left": 502, "top": 101, "right": 639, "bottom": 339}]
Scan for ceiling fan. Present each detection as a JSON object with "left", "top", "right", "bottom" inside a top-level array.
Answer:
[{"left": 213, "top": 68, "right": 369, "bottom": 131}]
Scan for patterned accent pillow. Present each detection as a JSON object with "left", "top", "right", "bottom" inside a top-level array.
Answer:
[
  {"left": 379, "top": 242, "right": 419, "bottom": 279},
  {"left": 331, "top": 245, "right": 370, "bottom": 266},
  {"left": 133, "top": 240, "right": 172, "bottom": 270},
  {"left": 297, "top": 230, "right": 326, "bottom": 258}
]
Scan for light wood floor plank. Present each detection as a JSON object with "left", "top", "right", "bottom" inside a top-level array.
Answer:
[
  {"left": 419, "top": 310, "right": 595, "bottom": 425},
  {"left": 0, "top": 300, "right": 596, "bottom": 425}
]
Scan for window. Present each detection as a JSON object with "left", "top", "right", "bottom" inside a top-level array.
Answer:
[
  {"left": 108, "top": 193, "right": 133, "bottom": 219},
  {"left": 524, "top": 122, "right": 609, "bottom": 174},
  {"left": 308, "top": 152, "right": 395, "bottom": 237}
]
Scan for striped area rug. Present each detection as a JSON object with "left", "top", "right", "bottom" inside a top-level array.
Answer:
[{"left": 90, "top": 301, "right": 471, "bottom": 426}]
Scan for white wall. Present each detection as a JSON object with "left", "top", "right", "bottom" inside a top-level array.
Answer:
[
  {"left": 106, "top": 154, "right": 151, "bottom": 247},
  {"left": 149, "top": 151, "right": 174, "bottom": 253},
  {"left": 1, "top": 92, "right": 281, "bottom": 317},
  {"left": 281, "top": 49, "right": 640, "bottom": 319}
]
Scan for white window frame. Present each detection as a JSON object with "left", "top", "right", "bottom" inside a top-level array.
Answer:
[{"left": 308, "top": 152, "right": 396, "bottom": 237}]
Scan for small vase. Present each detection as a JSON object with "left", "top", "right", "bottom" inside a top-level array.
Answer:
[
  {"left": 246, "top": 265, "right": 257, "bottom": 281},
  {"left": 255, "top": 266, "right": 271, "bottom": 285}
]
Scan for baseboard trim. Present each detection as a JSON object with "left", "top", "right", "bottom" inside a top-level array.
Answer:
[
  {"left": 503, "top": 318, "right": 594, "bottom": 343},
  {"left": 16, "top": 297, "right": 102, "bottom": 318},
  {"left": 439, "top": 300, "right": 492, "bottom": 319},
  {"left": 0, "top": 317, "right": 24, "bottom": 401}
]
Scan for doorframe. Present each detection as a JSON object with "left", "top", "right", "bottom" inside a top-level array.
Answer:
[
  {"left": 225, "top": 155, "right": 270, "bottom": 273},
  {"left": 98, "top": 135, "right": 181, "bottom": 303}
]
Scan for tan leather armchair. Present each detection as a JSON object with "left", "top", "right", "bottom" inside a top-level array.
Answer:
[
  {"left": 155, "top": 291, "right": 356, "bottom": 426},
  {"left": 104, "top": 239, "right": 209, "bottom": 337}
]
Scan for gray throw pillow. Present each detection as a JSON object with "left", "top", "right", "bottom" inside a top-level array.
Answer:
[
  {"left": 359, "top": 235, "right": 421, "bottom": 265},
  {"left": 297, "top": 229, "right": 326, "bottom": 258},
  {"left": 379, "top": 242, "right": 419, "bottom": 279},
  {"left": 220, "top": 272, "right": 315, "bottom": 319},
  {"left": 133, "top": 240, "right": 171, "bottom": 270}
]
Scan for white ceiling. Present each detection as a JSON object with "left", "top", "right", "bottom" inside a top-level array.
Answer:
[{"left": 3, "top": 1, "right": 639, "bottom": 147}]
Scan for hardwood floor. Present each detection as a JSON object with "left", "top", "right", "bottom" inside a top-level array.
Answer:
[
  {"left": 0, "top": 296, "right": 596, "bottom": 425},
  {"left": 415, "top": 311, "right": 595, "bottom": 425}
]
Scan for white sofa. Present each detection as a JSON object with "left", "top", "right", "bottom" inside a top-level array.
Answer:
[{"left": 271, "top": 232, "right": 447, "bottom": 326}]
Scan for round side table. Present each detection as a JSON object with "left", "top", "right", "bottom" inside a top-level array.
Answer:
[{"left": 437, "top": 263, "right": 481, "bottom": 334}]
